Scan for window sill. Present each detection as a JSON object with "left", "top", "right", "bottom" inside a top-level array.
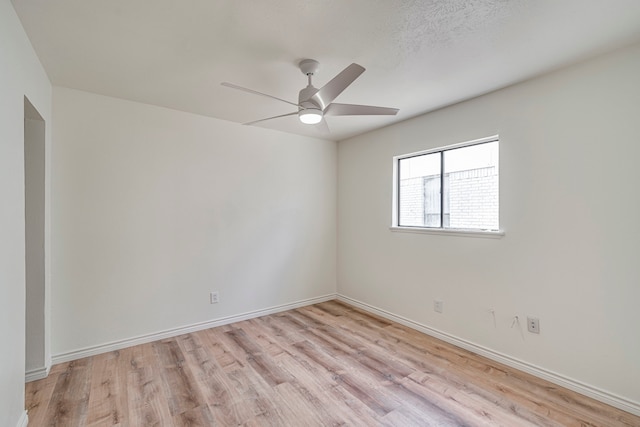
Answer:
[{"left": 389, "top": 226, "right": 505, "bottom": 239}]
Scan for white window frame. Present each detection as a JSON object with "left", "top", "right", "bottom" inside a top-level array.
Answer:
[{"left": 391, "top": 135, "right": 504, "bottom": 238}]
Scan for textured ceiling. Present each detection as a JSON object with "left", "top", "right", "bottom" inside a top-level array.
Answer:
[{"left": 12, "top": 0, "right": 640, "bottom": 141}]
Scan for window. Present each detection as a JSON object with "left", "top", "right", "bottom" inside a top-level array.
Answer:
[{"left": 394, "top": 137, "right": 499, "bottom": 232}]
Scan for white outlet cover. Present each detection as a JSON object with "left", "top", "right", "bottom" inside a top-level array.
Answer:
[
  {"left": 210, "top": 292, "right": 219, "bottom": 304},
  {"left": 527, "top": 317, "right": 540, "bottom": 333},
  {"left": 434, "top": 300, "right": 443, "bottom": 313}
]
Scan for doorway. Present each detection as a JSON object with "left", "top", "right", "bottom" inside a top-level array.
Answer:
[{"left": 24, "top": 96, "right": 47, "bottom": 381}]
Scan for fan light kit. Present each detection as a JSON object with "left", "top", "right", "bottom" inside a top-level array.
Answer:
[
  {"left": 299, "top": 108, "right": 322, "bottom": 124},
  {"left": 222, "top": 59, "right": 398, "bottom": 131}
]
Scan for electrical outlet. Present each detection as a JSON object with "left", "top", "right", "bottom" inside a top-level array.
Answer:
[
  {"left": 210, "top": 291, "right": 219, "bottom": 304},
  {"left": 527, "top": 317, "right": 540, "bottom": 334},
  {"left": 434, "top": 300, "right": 444, "bottom": 313}
]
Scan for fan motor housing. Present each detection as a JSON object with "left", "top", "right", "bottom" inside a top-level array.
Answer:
[{"left": 299, "top": 86, "right": 320, "bottom": 108}]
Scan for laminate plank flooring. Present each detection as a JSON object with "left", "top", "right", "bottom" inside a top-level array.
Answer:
[{"left": 25, "top": 300, "right": 640, "bottom": 426}]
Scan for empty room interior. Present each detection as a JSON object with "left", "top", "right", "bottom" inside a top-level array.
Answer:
[{"left": 3, "top": 0, "right": 640, "bottom": 426}]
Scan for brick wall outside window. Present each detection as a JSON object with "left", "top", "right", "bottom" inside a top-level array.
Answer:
[{"left": 399, "top": 166, "right": 498, "bottom": 229}]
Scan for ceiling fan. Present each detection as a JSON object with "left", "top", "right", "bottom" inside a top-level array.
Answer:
[{"left": 221, "top": 59, "right": 399, "bottom": 129}]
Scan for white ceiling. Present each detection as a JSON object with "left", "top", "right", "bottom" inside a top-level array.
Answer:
[{"left": 12, "top": 0, "right": 640, "bottom": 141}]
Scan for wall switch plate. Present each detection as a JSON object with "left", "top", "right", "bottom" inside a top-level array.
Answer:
[
  {"left": 527, "top": 317, "right": 540, "bottom": 334},
  {"left": 210, "top": 291, "right": 219, "bottom": 304},
  {"left": 434, "top": 300, "right": 444, "bottom": 313}
]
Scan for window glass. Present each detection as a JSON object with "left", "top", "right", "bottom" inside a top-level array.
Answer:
[
  {"left": 399, "top": 153, "right": 440, "bottom": 227},
  {"left": 396, "top": 139, "right": 499, "bottom": 231},
  {"left": 444, "top": 141, "right": 498, "bottom": 230}
]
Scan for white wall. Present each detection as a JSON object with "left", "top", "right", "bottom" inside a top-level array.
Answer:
[
  {"left": 0, "top": 1, "right": 52, "bottom": 426},
  {"left": 52, "top": 87, "right": 337, "bottom": 356},
  {"left": 338, "top": 43, "right": 640, "bottom": 410}
]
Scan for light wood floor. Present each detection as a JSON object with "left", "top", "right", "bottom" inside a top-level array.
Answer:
[{"left": 26, "top": 300, "right": 640, "bottom": 426}]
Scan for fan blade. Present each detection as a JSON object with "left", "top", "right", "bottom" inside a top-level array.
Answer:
[
  {"left": 243, "top": 111, "right": 298, "bottom": 126},
  {"left": 315, "top": 119, "right": 330, "bottom": 135},
  {"left": 310, "top": 63, "right": 365, "bottom": 109},
  {"left": 324, "top": 103, "right": 399, "bottom": 116},
  {"left": 221, "top": 82, "right": 299, "bottom": 107}
]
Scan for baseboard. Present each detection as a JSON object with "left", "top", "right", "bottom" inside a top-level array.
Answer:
[
  {"left": 25, "top": 362, "right": 51, "bottom": 382},
  {"left": 337, "top": 294, "right": 640, "bottom": 417},
  {"left": 52, "top": 293, "right": 336, "bottom": 365},
  {"left": 15, "top": 410, "right": 28, "bottom": 427}
]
